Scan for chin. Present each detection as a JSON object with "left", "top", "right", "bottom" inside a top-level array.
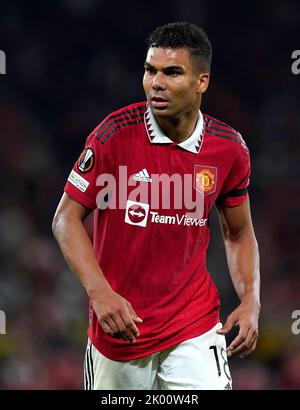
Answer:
[{"left": 151, "top": 106, "right": 172, "bottom": 117}]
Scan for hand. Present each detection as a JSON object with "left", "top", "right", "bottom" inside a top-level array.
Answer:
[
  {"left": 216, "top": 300, "right": 260, "bottom": 358},
  {"left": 92, "top": 288, "right": 143, "bottom": 343}
]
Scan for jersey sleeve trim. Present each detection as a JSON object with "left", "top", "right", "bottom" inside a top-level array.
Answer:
[
  {"left": 223, "top": 188, "right": 248, "bottom": 198},
  {"left": 218, "top": 192, "right": 249, "bottom": 208},
  {"left": 64, "top": 185, "right": 96, "bottom": 209}
]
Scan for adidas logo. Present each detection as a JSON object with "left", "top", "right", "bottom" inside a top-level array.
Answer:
[
  {"left": 132, "top": 168, "right": 152, "bottom": 183},
  {"left": 224, "top": 382, "right": 232, "bottom": 390}
]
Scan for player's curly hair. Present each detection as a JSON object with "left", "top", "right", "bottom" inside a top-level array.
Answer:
[{"left": 146, "top": 22, "right": 212, "bottom": 73}]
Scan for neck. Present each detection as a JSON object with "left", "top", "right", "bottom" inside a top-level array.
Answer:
[{"left": 154, "top": 105, "right": 200, "bottom": 144}]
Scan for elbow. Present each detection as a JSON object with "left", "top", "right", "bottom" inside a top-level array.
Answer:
[
  {"left": 52, "top": 209, "right": 63, "bottom": 239},
  {"left": 225, "top": 229, "right": 259, "bottom": 251},
  {"left": 229, "top": 226, "right": 257, "bottom": 244},
  {"left": 248, "top": 233, "right": 259, "bottom": 254}
]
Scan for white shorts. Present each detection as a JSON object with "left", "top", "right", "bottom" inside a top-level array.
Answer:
[{"left": 84, "top": 323, "right": 232, "bottom": 390}]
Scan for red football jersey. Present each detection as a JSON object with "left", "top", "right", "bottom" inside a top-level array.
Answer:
[{"left": 64, "top": 101, "right": 250, "bottom": 361}]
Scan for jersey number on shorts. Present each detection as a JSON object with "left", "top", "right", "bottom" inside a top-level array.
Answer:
[{"left": 209, "top": 345, "right": 231, "bottom": 381}]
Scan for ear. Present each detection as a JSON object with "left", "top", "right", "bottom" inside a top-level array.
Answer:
[{"left": 196, "top": 73, "right": 210, "bottom": 94}]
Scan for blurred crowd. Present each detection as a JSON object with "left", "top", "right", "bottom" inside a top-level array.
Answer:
[{"left": 0, "top": 0, "right": 299, "bottom": 389}]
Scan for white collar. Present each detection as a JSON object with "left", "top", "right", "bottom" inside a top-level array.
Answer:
[{"left": 144, "top": 104, "right": 204, "bottom": 154}]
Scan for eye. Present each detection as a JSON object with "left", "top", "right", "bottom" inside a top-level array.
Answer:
[
  {"left": 165, "top": 68, "right": 182, "bottom": 77},
  {"left": 145, "top": 66, "right": 156, "bottom": 75}
]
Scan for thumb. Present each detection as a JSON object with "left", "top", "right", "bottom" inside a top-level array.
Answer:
[
  {"left": 129, "top": 306, "right": 143, "bottom": 323},
  {"left": 216, "top": 318, "right": 234, "bottom": 335},
  {"left": 127, "top": 302, "right": 143, "bottom": 323}
]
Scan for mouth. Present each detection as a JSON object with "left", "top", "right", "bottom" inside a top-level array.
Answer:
[{"left": 150, "top": 96, "right": 169, "bottom": 109}]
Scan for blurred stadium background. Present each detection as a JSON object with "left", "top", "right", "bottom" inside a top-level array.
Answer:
[{"left": 0, "top": 0, "right": 299, "bottom": 389}]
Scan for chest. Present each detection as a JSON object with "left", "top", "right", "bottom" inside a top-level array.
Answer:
[{"left": 115, "top": 133, "right": 233, "bottom": 210}]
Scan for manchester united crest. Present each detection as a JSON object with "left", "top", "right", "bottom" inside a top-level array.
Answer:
[{"left": 194, "top": 165, "right": 217, "bottom": 196}]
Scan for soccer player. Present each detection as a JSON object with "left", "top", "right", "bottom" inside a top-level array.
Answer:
[{"left": 52, "top": 22, "right": 260, "bottom": 390}]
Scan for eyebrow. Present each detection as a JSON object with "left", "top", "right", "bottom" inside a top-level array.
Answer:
[{"left": 144, "top": 62, "right": 184, "bottom": 73}]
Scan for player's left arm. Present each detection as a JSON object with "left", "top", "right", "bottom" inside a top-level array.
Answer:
[{"left": 216, "top": 197, "right": 261, "bottom": 358}]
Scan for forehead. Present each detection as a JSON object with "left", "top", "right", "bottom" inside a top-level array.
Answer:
[{"left": 145, "top": 47, "right": 192, "bottom": 68}]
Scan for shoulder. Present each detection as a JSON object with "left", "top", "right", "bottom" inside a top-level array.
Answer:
[
  {"left": 106, "top": 101, "right": 147, "bottom": 119},
  {"left": 90, "top": 101, "right": 147, "bottom": 144},
  {"left": 203, "top": 113, "right": 249, "bottom": 153}
]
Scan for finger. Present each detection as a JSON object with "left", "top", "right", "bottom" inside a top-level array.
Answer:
[
  {"left": 126, "top": 306, "right": 143, "bottom": 336},
  {"left": 133, "top": 316, "right": 143, "bottom": 323},
  {"left": 104, "top": 317, "right": 131, "bottom": 342},
  {"left": 216, "top": 317, "right": 236, "bottom": 335},
  {"left": 127, "top": 304, "right": 143, "bottom": 324},
  {"left": 100, "top": 318, "right": 126, "bottom": 340},
  {"left": 227, "top": 326, "right": 250, "bottom": 356},
  {"left": 121, "top": 312, "right": 141, "bottom": 340},
  {"left": 100, "top": 320, "right": 112, "bottom": 336},
  {"left": 229, "top": 327, "right": 258, "bottom": 358},
  {"left": 113, "top": 314, "right": 137, "bottom": 343},
  {"left": 229, "top": 340, "right": 250, "bottom": 356},
  {"left": 230, "top": 339, "right": 253, "bottom": 357},
  {"left": 110, "top": 332, "right": 123, "bottom": 339},
  {"left": 239, "top": 334, "right": 258, "bottom": 358},
  {"left": 238, "top": 327, "right": 258, "bottom": 357}
]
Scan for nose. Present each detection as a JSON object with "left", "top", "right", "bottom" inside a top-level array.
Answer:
[{"left": 152, "top": 72, "right": 166, "bottom": 91}]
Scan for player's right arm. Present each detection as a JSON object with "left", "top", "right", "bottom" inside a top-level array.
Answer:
[{"left": 52, "top": 192, "right": 142, "bottom": 343}]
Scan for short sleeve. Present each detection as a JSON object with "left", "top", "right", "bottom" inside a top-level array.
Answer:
[
  {"left": 218, "top": 143, "right": 250, "bottom": 208},
  {"left": 64, "top": 118, "right": 117, "bottom": 209}
]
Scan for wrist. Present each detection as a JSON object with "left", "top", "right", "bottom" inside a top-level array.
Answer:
[
  {"left": 85, "top": 280, "right": 112, "bottom": 302},
  {"left": 240, "top": 294, "right": 261, "bottom": 310}
]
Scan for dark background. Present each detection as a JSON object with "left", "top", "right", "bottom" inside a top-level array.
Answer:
[{"left": 0, "top": 0, "right": 299, "bottom": 389}]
